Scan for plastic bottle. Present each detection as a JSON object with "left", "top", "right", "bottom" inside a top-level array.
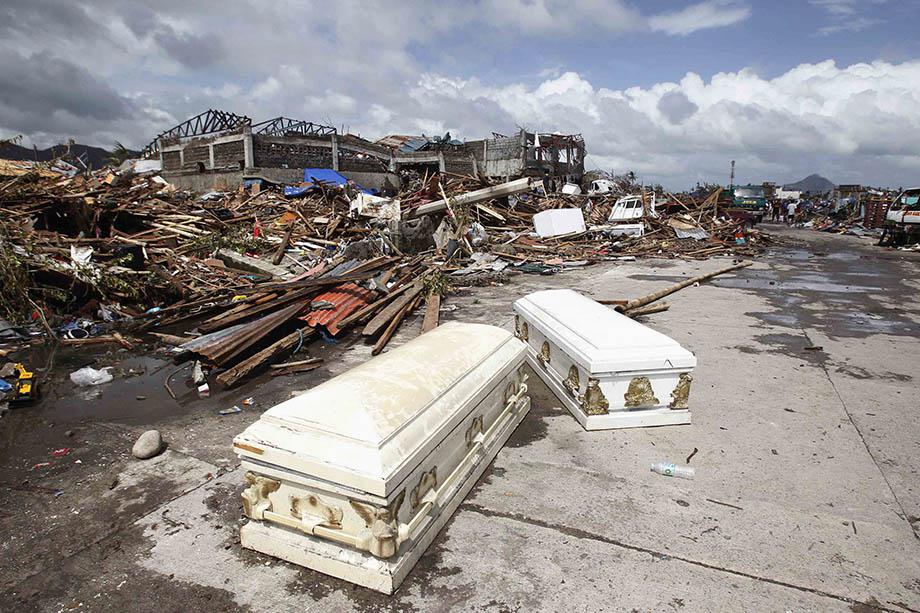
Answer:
[{"left": 650, "top": 462, "right": 695, "bottom": 479}]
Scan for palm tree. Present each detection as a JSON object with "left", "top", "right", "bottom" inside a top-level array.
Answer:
[{"left": 107, "top": 141, "right": 134, "bottom": 166}]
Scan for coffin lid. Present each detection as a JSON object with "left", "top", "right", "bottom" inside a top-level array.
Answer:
[
  {"left": 233, "top": 321, "right": 524, "bottom": 497},
  {"left": 514, "top": 289, "right": 696, "bottom": 372}
]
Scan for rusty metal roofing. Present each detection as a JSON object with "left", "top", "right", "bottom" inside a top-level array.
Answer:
[{"left": 301, "top": 282, "right": 374, "bottom": 336}]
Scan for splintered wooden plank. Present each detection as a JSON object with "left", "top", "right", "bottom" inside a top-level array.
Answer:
[
  {"left": 362, "top": 281, "right": 423, "bottom": 337},
  {"left": 372, "top": 294, "right": 422, "bottom": 356},
  {"left": 421, "top": 293, "right": 440, "bottom": 333},
  {"left": 216, "top": 327, "right": 318, "bottom": 388}
]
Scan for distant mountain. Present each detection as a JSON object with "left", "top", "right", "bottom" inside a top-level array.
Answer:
[
  {"left": 783, "top": 174, "right": 835, "bottom": 194},
  {"left": 0, "top": 142, "right": 126, "bottom": 170}
]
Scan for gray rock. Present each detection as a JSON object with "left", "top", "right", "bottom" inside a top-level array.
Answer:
[{"left": 132, "top": 430, "right": 164, "bottom": 459}]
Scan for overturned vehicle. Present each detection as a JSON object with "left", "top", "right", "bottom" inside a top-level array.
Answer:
[{"left": 880, "top": 187, "right": 920, "bottom": 246}]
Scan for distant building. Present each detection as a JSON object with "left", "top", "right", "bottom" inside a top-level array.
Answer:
[
  {"left": 774, "top": 188, "right": 801, "bottom": 200},
  {"left": 145, "top": 110, "right": 585, "bottom": 192}
]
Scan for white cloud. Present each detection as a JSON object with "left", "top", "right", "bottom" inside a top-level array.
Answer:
[
  {"left": 385, "top": 60, "right": 920, "bottom": 187},
  {"left": 304, "top": 90, "right": 357, "bottom": 115},
  {"left": 0, "top": 2, "right": 916, "bottom": 188},
  {"left": 250, "top": 76, "right": 281, "bottom": 101},
  {"left": 649, "top": 1, "right": 751, "bottom": 36},
  {"left": 811, "top": 0, "right": 887, "bottom": 35},
  {"left": 817, "top": 16, "right": 881, "bottom": 35},
  {"left": 810, "top": 0, "right": 862, "bottom": 17},
  {"left": 480, "top": 0, "right": 643, "bottom": 34}
]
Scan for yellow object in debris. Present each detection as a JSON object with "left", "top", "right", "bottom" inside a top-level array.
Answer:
[
  {"left": 231, "top": 295, "right": 247, "bottom": 302},
  {"left": 11, "top": 363, "right": 37, "bottom": 403}
]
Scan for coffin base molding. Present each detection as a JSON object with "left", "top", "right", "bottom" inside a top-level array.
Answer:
[
  {"left": 241, "top": 397, "right": 531, "bottom": 594},
  {"left": 526, "top": 352, "right": 691, "bottom": 430}
]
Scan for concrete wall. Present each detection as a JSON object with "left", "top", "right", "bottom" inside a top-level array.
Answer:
[
  {"left": 213, "top": 140, "right": 246, "bottom": 168},
  {"left": 340, "top": 170, "right": 400, "bottom": 193},
  {"left": 477, "top": 134, "right": 525, "bottom": 179},
  {"left": 164, "top": 171, "right": 244, "bottom": 192},
  {"left": 253, "top": 136, "right": 334, "bottom": 169},
  {"left": 159, "top": 124, "right": 583, "bottom": 190},
  {"left": 159, "top": 128, "right": 253, "bottom": 174}
]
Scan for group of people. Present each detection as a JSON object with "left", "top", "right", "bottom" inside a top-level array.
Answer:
[{"left": 769, "top": 199, "right": 800, "bottom": 224}]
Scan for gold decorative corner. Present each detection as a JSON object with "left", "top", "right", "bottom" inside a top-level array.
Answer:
[
  {"left": 624, "top": 376, "right": 659, "bottom": 408},
  {"left": 563, "top": 365, "right": 580, "bottom": 396},
  {"left": 349, "top": 490, "right": 405, "bottom": 559},
  {"left": 669, "top": 373, "right": 692, "bottom": 410},
  {"left": 503, "top": 381, "right": 515, "bottom": 404},
  {"left": 465, "top": 415, "right": 484, "bottom": 449},
  {"left": 515, "top": 317, "right": 529, "bottom": 341},
  {"left": 581, "top": 378, "right": 609, "bottom": 415},
  {"left": 538, "top": 341, "right": 551, "bottom": 366},
  {"left": 242, "top": 471, "right": 280, "bottom": 520},
  {"left": 410, "top": 467, "right": 438, "bottom": 511},
  {"left": 290, "top": 493, "right": 343, "bottom": 528}
]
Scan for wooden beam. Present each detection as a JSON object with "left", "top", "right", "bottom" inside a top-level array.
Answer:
[
  {"left": 372, "top": 294, "right": 422, "bottom": 356},
  {"left": 362, "top": 281, "right": 423, "bottom": 337},
  {"left": 272, "top": 225, "right": 294, "bottom": 265},
  {"left": 421, "top": 293, "right": 440, "bottom": 333},
  {"left": 216, "top": 327, "right": 317, "bottom": 388}
]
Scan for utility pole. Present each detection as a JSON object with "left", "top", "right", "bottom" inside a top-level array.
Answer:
[{"left": 729, "top": 160, "right": 735, "bottom": 189}]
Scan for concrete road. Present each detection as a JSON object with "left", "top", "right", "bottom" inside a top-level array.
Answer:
[{"left": 2, "top": 227, "right": 919, "bottom": 612}]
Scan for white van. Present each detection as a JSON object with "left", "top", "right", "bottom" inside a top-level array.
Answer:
[{"left": 608, "top": 194, "right": 648, "bottom": 223}]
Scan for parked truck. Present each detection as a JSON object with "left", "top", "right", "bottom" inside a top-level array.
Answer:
[
  {"left": 880, "top": 187, "right": 920, "bottom": 246},
  {"left": 718, "top": 184, "right": 767, "bottom": 225}
]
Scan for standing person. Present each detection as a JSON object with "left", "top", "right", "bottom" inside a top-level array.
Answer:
[
  {"left": 786, "top": 200, "right": 798, "bottom": 224},
  {"left": 771, "top": 201, "right": 781, "bottom": 222}
]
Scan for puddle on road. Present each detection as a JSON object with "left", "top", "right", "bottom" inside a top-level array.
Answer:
[
  {"left": 5, "top": 334, "right": 359, "bottom": 426},
  {"left": 24, "top": 352, "right": 192, "bottom": 424},
  {"left": 713, "top": 275, "right": 882, "bottom": 294},
  {"left": 711, "top": 242, "right": 919, "bottom": 339}
]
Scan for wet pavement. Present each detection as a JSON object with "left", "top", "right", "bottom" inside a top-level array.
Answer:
[{"left": 2, "top": 225, "right": 920, "bottom": 612}]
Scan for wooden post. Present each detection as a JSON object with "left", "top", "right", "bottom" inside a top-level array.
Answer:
[
  {"left": 421, "top": 293, "right": 441, "bottom": 333},
  {"left": 272, "top": 225, "right": 294, "bottom": 265}
]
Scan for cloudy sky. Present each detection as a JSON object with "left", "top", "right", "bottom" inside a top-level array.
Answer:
[{"left": 2, "top": 0, "right": 919, "bottom": 188}]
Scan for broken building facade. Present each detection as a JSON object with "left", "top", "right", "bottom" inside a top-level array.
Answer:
[{"left": 147, "top": 109, "right": 585, "bottom": 192}]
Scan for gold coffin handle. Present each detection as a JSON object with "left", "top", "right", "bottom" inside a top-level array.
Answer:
[
  {"left": 397, "top": 378, "right": 529, "bottom": 546},
  {"left": 254, "top": 377, "right": 529, "bottom": 559}
]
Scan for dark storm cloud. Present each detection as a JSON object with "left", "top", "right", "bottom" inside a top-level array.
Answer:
[
  {"left": 657, "top": 91, "right": 699, "bottom": 124},
  {"left": 153, "top": 29, "right": 224, "bottom": 69},
  {"left": 120, "top": 4, "right": 224, "bottom": 69},
  {"left": 0, "top": 0, "right": 96, "bottom": 39},
  {"left": 0, "top": 52, "right": 134, "bottom": 129}
]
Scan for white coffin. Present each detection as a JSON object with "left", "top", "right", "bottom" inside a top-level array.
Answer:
[
  {"left": 513, "top": 289, "right": 695, "bottom": 430},
  {"left": 233, "top": 321, "right": 529, "bottom": 594}
]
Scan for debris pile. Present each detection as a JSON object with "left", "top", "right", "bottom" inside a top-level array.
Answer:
[{"left": 1, "top": 158, "right": 771, "bottom": 387}]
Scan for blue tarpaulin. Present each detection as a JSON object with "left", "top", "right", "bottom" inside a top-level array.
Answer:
[
  {"left": 283, "top": 185, "right": 312, "bottom": 197},
  {"left": 283, "top": 168, "right": 371, "bottom": 197},
  {"left": 303, "top": 168, "right": 350, "bottom": 185}
]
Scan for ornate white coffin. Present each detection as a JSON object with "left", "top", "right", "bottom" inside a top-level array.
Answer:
[
  {"left": 513, "top": 289, "right": 695, "bottom": 430},
  {"left": 233, "top": 321, "right": 530, "bottom": 594}
]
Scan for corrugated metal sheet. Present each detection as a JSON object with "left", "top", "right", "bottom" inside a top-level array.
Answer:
[
  {"left": 302, "top": 283, "right": 374, "bottom": 336},
  {"left": 674, "top": 227, "right": 710, "bottom": 240},
  {"left": 174, "top": 300, "right": 308, "bottom": 365}
]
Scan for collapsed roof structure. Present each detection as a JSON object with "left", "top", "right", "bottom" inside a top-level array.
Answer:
[{"left": 146, "top": 109, "right": 586, "bottom": 193}]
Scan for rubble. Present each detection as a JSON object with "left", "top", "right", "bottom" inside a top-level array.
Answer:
[{"left": 0, "top": 154, "right": 771, "bottom": 390}]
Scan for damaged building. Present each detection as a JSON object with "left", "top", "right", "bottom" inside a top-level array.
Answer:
[{"left": 146, "top": 109, "right": 585, "bottom": 192}]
